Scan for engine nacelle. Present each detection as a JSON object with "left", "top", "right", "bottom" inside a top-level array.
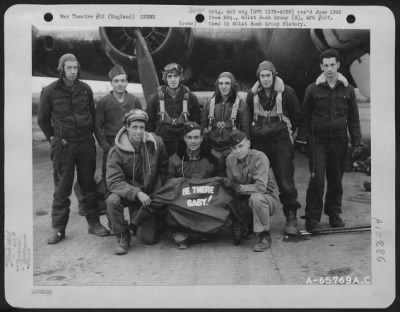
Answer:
[
  {"left": 99, "top": 27, "right": 191, "bottom": 82},
  {"left": 310, "top": 29, "right": 369, "bottom": 55}
]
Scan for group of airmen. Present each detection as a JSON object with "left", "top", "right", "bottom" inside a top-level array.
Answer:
[{"left": 38, "top": 48, "right": 363, "bottom": 254}]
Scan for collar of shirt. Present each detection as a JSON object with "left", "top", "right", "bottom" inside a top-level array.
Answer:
[
  {"left": 186, "top": 147, "right": 201, "bottom": 160},
  {"left": 236, "top": 150, "right": 253, "bottom": 167}
]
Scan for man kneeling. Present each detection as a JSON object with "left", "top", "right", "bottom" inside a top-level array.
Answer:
[
  {"left": 225, "top": 131, "right": 280, "bottom": 252},
  {"left": 106, "top": 109, "right": 168, "bottom": 255}
]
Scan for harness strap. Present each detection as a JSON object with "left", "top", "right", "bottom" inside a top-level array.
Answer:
[
  {"left": 208, "top": 97, "right": 216, "bottom": 131},
  {"left": 276, "top": 92, "right": 283, "bottom": 121},
  {"left": 157, "top": 87, "right": 166, "bottom": 121},
  {"left": 252, "top": 90, "right": 293, "bottom": 142},
  {"left": 230, "top": 96, "right": 240, "bottom": 130},
  {"left": 208, "top": 96, "right": 240, "bottom": 130},
  {"left": 182, "top": 86, "right": 190, "bottom": 122},
  {"left": 253, "top": 94, "right": 261, "bottom": 122},
  {"left": 158, "top": 86, "right": 190, "bottom": 124},
  {"left": 252, "top": 92, "right": 283, "bottom": 120},
  {"left": 281, "top": 115, "right": 293, "bottom": 143}
]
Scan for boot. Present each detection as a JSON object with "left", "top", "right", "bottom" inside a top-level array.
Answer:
[
  {"left": 177, "top": 240, "right": 188, "bottom": 250},
  {"left": 284, "top": 209, "right": 299, "bottom": 236},
  {"left": 88, "top": 222, "right": 110, "bottom": 236},
  {"left": 115, "top": 231, "right": 131, "bottom": 255},
  {"left": 305, "top": 219, "right": 322, "bottom": 233},
  {"left": 47, "top": 229, "right": 65, "bottom": 244},
  {"left": 329, "top": 214, "right": 345, "bottom": 228},
  {"left": 243, "top": 222, "right": 255, "bottom": 240},
  {"left": 231, "top": 218, "right": 242, "bottom": 245},
  {"left": 253, "top": 231, "right": 271, "bottom": 252}
]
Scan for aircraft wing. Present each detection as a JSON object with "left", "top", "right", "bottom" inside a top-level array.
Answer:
[{"left": 32, "top": 26, "right": 370, "bottom": 103}]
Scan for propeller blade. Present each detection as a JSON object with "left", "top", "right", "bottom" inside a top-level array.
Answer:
[{"left": 133, "top": 28, "right": 159, "bottom": 108}]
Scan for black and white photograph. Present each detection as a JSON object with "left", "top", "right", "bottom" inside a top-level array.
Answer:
[{"left": 4, "top": 4, "right": 396, "bottom": 309}]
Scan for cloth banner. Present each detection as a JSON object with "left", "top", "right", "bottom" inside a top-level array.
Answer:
[{"left": 149, "top": 177, "right": 235, "bottom": 233}]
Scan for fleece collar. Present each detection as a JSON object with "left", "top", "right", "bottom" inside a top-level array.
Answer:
[
  {"left": 114, "top": 127, "right": 157, "bottom": 152},
  {"left": 316, "top": 73, "right": 348, "bottom": 87},
  {"left": 251, "top": 76, "right": 285, "bottom": 94}
]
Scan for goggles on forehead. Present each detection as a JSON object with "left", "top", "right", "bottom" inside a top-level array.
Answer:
[{"left": 163, "top": 63, "right": 183, "bottom": 73}]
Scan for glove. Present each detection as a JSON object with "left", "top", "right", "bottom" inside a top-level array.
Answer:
[{"left": 351, "top": 145, "right": 364, "bottom": 161}]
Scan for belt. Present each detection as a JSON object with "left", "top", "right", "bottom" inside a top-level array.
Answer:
[
  {"left": 255, "top": 116, "right": 281, "bottom": 122},
  {"left": 212, "top": 121, "right": 234, "bottom": 129}
]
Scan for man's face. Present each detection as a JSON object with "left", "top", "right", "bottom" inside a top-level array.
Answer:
[
  {"left": 184, "top": 129, "right": 203, "bottom": 152},
  {"left": 231, "top": 139, "right": 250, "bottom": 160},
  {"left": 320, "top": 57, "right": 340, "bottom": 79},
  {"left": 126, "top": 120, "right": 146, "bottom": 144},
  {"left": 166, "top": 72, "right": 181, "bottom": 89},
  {"left": 111, "top": 74, "right": 128, "bottom": 94},
  {"left": 259, "top": 70, "right": 274, "bottom": 89},
  {"left": 63, "top": 61, "right": 79, "bottom": 82},
  {"left": 218, "top": 77, "right": 232, "bottom": 97}
]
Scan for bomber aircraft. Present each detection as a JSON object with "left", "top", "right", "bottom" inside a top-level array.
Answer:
[
  {"left": 32, "top": 26, "right": 370, "bottom": 105},
  {"left": 31, "top": 26, "right": 371, "bottom": 287}
]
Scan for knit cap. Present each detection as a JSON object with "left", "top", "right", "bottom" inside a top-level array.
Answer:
[{"left": 108, "top": 65, "right": 127, "bottom": 80}]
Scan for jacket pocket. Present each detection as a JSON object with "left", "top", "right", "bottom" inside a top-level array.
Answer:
[{"left": 335, "top": 94, "right": 350, "bottom": 116}]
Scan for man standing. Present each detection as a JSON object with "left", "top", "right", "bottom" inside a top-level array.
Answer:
[
  {"left": 225, "top": 131, "right": 280, "bottom": 252},
  {"left": 38, "top": 53, "right": 109, "bottom": 244},
  {"left": 296, "top": 49, "right": 363, "bottom": 232},
  {"left": 246, "top": 61, "right": 302, "bottom": 235},
  {"left": 167, "top": 121, "right": 216, "bottom": 249},
  {"left": 95, "top": 65, "right": 142, "bottom": 185},
  {"left": 146, "top": 63, "right": 201, "bottom": 156},
  {"left": 201, "top": 72, "right": 250, "bottom": 176},
  {"left": 106, "top": 109, "right": 168, "bottom": 255}
]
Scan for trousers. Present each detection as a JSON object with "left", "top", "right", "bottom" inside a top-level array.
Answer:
[
  {"left": 51, "top": 136, "right": 99, "bottom": 230},
  {"left": 106, "top": 193, "right": 160, "bottom": 244},
  {"left": 210, "top": 148, "right": 231, "bottom": 177},
  {"left": 305, "top": 136, "right": 348, "bottom": 221},
  {"left": 244, "top": 193, "right": 276, "bottom": 232},
  {"left": 252, "top": 136, "right": 300, "bottom": 213},
  {"left": 101, "top": 137, "right": 115, "bottom": 190}
]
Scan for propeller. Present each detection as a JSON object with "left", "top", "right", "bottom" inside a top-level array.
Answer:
[{"left": 133, "top": 28, "right": 160, "bottom": 108}]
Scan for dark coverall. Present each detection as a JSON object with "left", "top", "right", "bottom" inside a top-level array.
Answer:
[
  {"left": 201, "top": 96, "right": 250, "bottom": 176},
  {"left": 297, "top": 76, "right": 362, "bottom": 221},
  {"left": 146, "top": 86, "right": 201, "bottom": 156},
  {"left": 38, "top": 78, "right": 100, "bottom": 230},
  {"left": 246, "top": 82, "right": 301, "bottom": 214}
]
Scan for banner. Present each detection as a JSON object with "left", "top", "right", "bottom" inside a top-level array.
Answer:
[{"left": 149, "top": 177, "right": 234, "bottom": 233}]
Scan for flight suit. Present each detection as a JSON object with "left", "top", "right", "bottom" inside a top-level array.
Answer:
[
  {"left": 38, "top": 78, "right": 101, "bottom": 231},
  {"left": 146, "top": 85, "right": 201, "bottom": 156},
  {"left": 201, "top": 95, "right": 250, "bottom": 176},
  {"left": 297, "top": 73, "right": 362, "bottom": 222},
  {"left": 246, "top": 77, "right": 302, "bottom": 215}
]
